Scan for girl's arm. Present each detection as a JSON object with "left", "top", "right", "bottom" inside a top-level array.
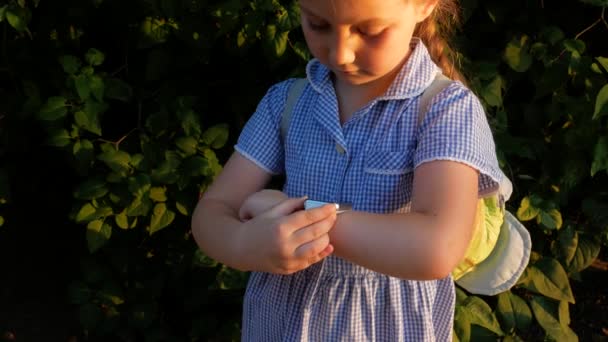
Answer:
[
  {"left": 191, "top": 152, "right": 336, "bottom": 274},
  {"left": 329, "top": 160, "right": 479, "bottom": 280}
]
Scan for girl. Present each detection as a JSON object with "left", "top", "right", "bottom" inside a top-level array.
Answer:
[{"left": 191, "top": 0, "right": 503, "bottom": 340}]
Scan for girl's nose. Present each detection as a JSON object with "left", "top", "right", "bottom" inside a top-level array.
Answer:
[{"left": 329, "top": 30, "right": 356, "bottom": 67}]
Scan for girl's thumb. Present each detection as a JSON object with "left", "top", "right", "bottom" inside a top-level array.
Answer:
[{"left": 267, "top": 196, "right": 308, "bottom": 218}]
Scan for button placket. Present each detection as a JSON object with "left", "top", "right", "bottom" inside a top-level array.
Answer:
[{"left": 335, "top": 143, "right": 346, "bottom": 155}]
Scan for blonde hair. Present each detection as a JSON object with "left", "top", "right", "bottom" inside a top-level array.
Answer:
[{"left": 413, "top": 0, "right": 466, "bottom": 84}]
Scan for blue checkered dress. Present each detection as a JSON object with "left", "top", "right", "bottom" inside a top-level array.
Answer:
[{"left": 235, "top": 39, "right": 502, "bottom": 341}]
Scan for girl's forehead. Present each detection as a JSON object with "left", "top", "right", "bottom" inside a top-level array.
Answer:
[{"left": 299, "top": 0, "right": 413, "bottom": 22}]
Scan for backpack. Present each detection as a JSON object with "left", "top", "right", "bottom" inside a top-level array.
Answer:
[{"left": 280, "top": 76, "right": 532, "bottom": 296}]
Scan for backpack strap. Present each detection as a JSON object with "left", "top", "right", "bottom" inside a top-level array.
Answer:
[
  {"left": 280, "top": 78, "right": 308, "bottom": 141},
  {"left": 417, "top": 72, "right": 452, "bottom": 126}
]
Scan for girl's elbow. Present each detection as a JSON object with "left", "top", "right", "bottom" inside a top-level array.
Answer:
[
  {"left": 418, "top": 236, "right": 464, "bottom": 280},
  {"left": 419, "top": 251, "right": 454, "bottom": 280}
]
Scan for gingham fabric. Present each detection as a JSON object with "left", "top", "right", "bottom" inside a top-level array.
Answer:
[{"left": 235, "top": 39, "right": 502, "bottom": 341}]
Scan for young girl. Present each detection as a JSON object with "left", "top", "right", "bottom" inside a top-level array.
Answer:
[{"left": 191, "top": 0, "right": 503, "bottom": 340}]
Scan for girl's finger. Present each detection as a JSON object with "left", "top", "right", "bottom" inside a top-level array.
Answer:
[
  {"left": 290, "top": 214, "right": 336, "bottom": 246},
  {"left": 293, "top": 233, "right": 331, "bottom": 260},
  {"left": 265, "top": 196, "right": 308, "bottom": 219},
  {"left": 286, "top": 203, "right": 337, "bottom": 232}
]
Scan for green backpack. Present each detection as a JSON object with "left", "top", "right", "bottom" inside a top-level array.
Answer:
[{"left": 281, "top": 76, "right": 532, "bottom": 295}]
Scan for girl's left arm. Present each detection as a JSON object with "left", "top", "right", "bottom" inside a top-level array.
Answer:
[{"left": 329, "top": 159, "right": 479, "bottom": 280}]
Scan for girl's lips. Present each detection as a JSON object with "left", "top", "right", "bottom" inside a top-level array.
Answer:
[{"left": 337, "top": 69, "right": 358, "bottom": 75}]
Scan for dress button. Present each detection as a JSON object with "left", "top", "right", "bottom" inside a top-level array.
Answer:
[{"left": 335, "top": 144, "right": 345, "bottom": 154}]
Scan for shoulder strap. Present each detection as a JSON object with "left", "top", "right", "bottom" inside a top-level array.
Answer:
[
  {"left": 280, "top": 78, "right": 308, "bottom": 141},
  {"left": 417, "top": 73, "right": 452, "bottom": 126}
]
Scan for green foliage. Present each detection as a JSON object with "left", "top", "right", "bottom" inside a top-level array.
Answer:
[{"left": 1, "top": 0, "right": 606, "bottom": 340}]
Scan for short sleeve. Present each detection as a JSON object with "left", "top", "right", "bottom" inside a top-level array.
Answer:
[
  {"left": 234, "top": 80, "right": 292, "bottom": 175},
  {"left": 414, "top": 83, "right": 503, "bottom": 194}
]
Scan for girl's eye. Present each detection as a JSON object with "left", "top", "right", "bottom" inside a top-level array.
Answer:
[
  {"left": 308, "top": 20, "right": 329, "bottom": 32},
  {"left": 357, "top": 27, "right": 385, "bottom": 37}
]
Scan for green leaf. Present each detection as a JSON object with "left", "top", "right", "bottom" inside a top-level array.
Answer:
[
  {"left": 105, "top": 78, "right": 133, "bottom": 102},
  {"left": 89, "top": 75, "right": 105, "bottom": 101},
  {"left": 76, "top": 202, "right": 98, "bottom": 223},
  {"left": 276, "top": 2, "right": 300, "bottom": 31},
  {"left": 148, "top": 203, "right": 175, "bottom": 235},
  {"left": 86, "top": 220, "right": 112, "bottom": 253},
  {"left": 149, "top": 187, "right": 167, "bottom": 202},
  {"left": 60, "top": 55, "right": 81, "bottom": 74},
  {"left": 521, "top": 258, "right": 575, "bottom": 303},
  {"left": 563, "top": 39, "right": 586, "bottom": 54},
  {"left": 115, "top": 210, "right": 129, "bottom": 229},
  {"left": 553, "top": 226, "right": 578, "bottom": 265},
  {"left": 126, "top": 196, "right": 152, "bottom": 217},
  {"left": 504, "top": 36, "right": 533, "bottom": 72},
  {"left": 201, "top": 124, "right": 229, "bottom": 149},
  {"left": 291, "top": 41, "right": 311, "bottom": 61},
  {"left": 0, "top": 6, "right": 8, "bottom": 22},
  {"left": 6, "top": 9, "right": 26, "bottom": 32},
  {"left": 537, "top": 209, "right": 563, "bottom": 230},
  {"left": 39, "top": 96, "right": 68, "bottom": 121},
  {"left": 559, "top": 300, "right": 571, "bottom": 326},
  {"left": 175, "top": 136, "right": 198, "bottom": 156},
  {"left": 47, "top": 128, "right": 72, "bottom": 147},
  {"left": 75, "top": 75, "right": 91, "bottom": 101},
  {"left": 85, "top": 48, "right": 105, "bottom": 66},
  {"left": 177, "top": 109, "right": 202, "bottom": 138},
  {"left": 214, "top": 265, "right": 249, "bottom": 289},
  {"left": 496, "top": 291, "right": 532, "bottom": 333},
  {"left": 73, "top": 139, "right": 95, "bottom": 165},
  {"left": 74, "top": 179, "right": 108, "bottom": 200},
  {"left": 540, "top": 26, "right": 565, "bottom": 45},
  {"left": 592, "top": 84, "right": 608, "bottom": 120},
  {"left": 273, "top": 31, "right": 289, "bottom": 57},
  {"left": 139, "top": 16, "right": 173, "bottom": 47},
  {"left": 128, "top": 174, "right": 151, "bottom": 197},
  {"left": 462, "top": 296, "right": 504, "bottom": 336},
  {"left": 74, "top": 110, "right": 102, "bottom": 136},
  {"left": 594, "top": 57, "right": 608, "bottom": 73},
  {"left": 176, "top": 201, "right": 188, "bottom": 216},
  {"left": 516, "top": 196, "right": 540, "bottom": 221},
  {"left": 480, "top": 76, "right": 503, "bottom": 107},
  {"left": 98, "top": 150, "right": 131, "bottom": 174},
  {"left": 150, "top": 151, "right": 181, "bottom": 183},
  {"left": 192, "top": 249, "right": 219, "bottom": 268},
  {"left": 84, "top": 99, "right": 108, "bottom": 117},
  {"left": 529, "top": 296, "right": 578, "bottom": 342},
  {"left": 591, "top": 136, "right": 608, "bottom": 176},
  {"left": 182, "top": 156, "right": 208, "bottom": 177},
  {"left": 454, "top": 306, "right": 471, "bottom": 342},
  {"left": 202, "top": 148, "right": 222, "bottom": 177},
  {"left": 566, "top": 235, "right": 601, "bottom": 274}
]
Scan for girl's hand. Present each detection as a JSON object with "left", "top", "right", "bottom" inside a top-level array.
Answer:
[
  {"left": 237, "top": 196, "right": 337, "bottom": 275},
  {"left": 239, "top": 189, "right": 288, "bottom": 221}
]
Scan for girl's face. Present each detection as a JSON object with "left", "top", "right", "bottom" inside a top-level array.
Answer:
[{"left": 299, "top": 0, "right": 435, "bottom": 88}]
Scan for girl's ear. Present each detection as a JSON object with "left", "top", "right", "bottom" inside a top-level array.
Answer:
[{"left": 415, "top": 0, "right": 439, "bottom": 23}]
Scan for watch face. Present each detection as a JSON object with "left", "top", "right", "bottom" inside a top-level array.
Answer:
[
  {"left": 336, "top": 203, "right": 352, "bottom": 214},
  {"left": 304, "top": 200, "right": 352, "bottom": 213}
]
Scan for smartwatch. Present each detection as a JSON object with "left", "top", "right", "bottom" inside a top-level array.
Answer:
[{"left": 304, "top": 200, "right": 352, "bottom": 214}]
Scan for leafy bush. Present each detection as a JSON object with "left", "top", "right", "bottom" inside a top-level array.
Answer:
[{"left": 0, "top": 0, "right": 606, "bottom": 340}]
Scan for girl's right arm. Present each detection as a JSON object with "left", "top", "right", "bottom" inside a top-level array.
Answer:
[{"left": 191, "top": 152, "right": 337, "bottom": 274}]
